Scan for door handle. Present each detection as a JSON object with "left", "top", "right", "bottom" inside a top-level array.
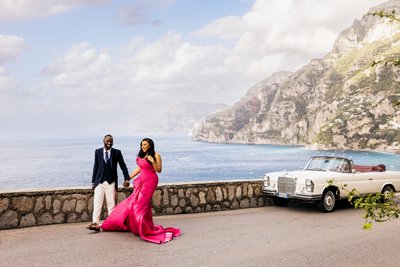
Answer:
[{"left": 368, "top": 178, "right": 373, "bottom": 181}]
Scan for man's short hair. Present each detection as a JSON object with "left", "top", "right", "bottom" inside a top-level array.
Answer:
[{"left": 104, "top": 134, "right": 113, "bottom": 139}]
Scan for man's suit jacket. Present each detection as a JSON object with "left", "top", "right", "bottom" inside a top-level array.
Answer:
[{"left": 92, "top": 148, "right": 130, "bottom": 190}]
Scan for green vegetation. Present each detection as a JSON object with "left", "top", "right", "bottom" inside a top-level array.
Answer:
[
  {"left": 255, "top": 113, "right": 267, "bottom": 123},
  {"left": 366, "top": 9, "right": 400, "bottom": 22},
  {"left": 327, "top": 179, "right": 400, "bottom": 230},
  {"left": 389, "top": 95, "right": 400, "bottom": 106},
  {"left": 261, "top": 129, "right": 281, "bottom": 139},
  {"left": 334, "top": 39, "right": 388, "bottom": 76},
  {"left": 295, "top": 100, "right": 307, "bottom": 117},
  {"left": 366, "top": 10, "right": 400, "bottom": 73},
  {"left": 377, "top": 129, "right": 400, "bottom": 144},
  {"left": 324, "top": 70, "right": 344, "bottom": 101},
  {"left": 208, "top": 117, "right": 222, "bottom": 123},
  {"left": 373, "top": 66, "right": 396, "bottom": 93},
  {"left": 356, "top": 73, "right": 375, "bottom": 92},
  {"left": 351, "top": 191, "right": 400, "bottom": 230},
  {"left": 314, "top": 125, "right": 334, "bottom": 146}
]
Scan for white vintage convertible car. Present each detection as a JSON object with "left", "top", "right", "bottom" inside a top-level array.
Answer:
[{"left": 262, "top": 156, "right": 400, "bottom": 212}]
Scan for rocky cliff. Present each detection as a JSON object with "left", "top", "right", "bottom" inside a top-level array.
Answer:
[{"left": 192, "top": 1, "right": 400, "bottom": 152}]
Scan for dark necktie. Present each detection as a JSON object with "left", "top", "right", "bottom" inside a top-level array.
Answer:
[{"left": 105, "top": 151, "right": 109, "bottom": 163}]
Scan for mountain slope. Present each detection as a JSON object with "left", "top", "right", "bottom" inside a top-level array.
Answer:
[{"left": 192, "top": 1, "right": 400, "bottom": 152}]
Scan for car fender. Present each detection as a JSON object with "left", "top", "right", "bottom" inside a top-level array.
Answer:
[
  {"left": 321, "top": 184, "right": 341, "bottom": 199},
  {"left": 380, "top": 182, "right": 395, "bottom": 192}
]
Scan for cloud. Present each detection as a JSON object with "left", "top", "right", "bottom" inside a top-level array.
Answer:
[
  {"left": 115, "top": 31, "right": 248, "bottom": 102},
  {"left": 0, "top": 65, "right": 21, "bottom": 115},
  {"left": 0, "top": 35, "right": 26, "bottom": 113},
  {"left": 31, "top": 33, "right": 239, "bottom": 136},
  {"left": 189, "top": 16, "right": 245, "bottom": 41},
  {"left": 115, "top": 3, "right": 150, "bottom": 26},
  {"left": 0, "top": 0, "right": 110, "bottom": 21},
  {"left": 0, "top": 65, "right": 16, "bottom": 92},
  {"left": 0, "top": 35, "right": 28, "bottom": 63},
  {"left": 41, "top": 42, "right": 113, "bottom": 90},
  {"left": 114, "top": 0, "right": 175, "bottom": 26},
  {"left": 194, "top": 0, "right": 385, "bottom": 57},
  {"left": 189, "top": 0, "right": 387, "bottom": 83}
]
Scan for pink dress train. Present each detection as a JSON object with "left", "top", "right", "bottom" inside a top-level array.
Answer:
[{"left": 101, "top": 157, "right": 180, "bottom": 244}]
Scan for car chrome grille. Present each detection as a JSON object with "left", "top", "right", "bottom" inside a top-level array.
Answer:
[{"left": 277, "top": 177, "right": 296, "bottom": 194}]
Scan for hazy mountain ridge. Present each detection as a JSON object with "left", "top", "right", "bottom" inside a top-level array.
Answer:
[
  {"left": 156, "top": 102, "right": 229, "bottom": 133},
  {"left": 192, "top": 1, "right": 400, "bottom": 152}
]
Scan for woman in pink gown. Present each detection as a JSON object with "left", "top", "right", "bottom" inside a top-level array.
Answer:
[{"left": 101, "top": 138, "right": 180, "bottom": 244}]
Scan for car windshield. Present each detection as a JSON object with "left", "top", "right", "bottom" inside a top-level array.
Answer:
[{"left": 305, "top": 157, "right": 350, "bottom": 173}]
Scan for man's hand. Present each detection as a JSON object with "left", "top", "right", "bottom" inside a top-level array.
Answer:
[{"left": 123, "top": 181, "right": 130, "bottom": 188}]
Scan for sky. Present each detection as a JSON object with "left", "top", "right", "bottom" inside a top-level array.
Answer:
[{"left": 0, "top": 0, "right": 388, "bottom": 139}]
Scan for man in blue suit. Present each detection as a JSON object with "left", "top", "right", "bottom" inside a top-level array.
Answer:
[{"left": 87, "top": 134, "right": 130, "bottom": 231}]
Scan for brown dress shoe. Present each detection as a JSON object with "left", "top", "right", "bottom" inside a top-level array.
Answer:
[{"left": 87, "top": 223, "right": 100, "bottom": 232}]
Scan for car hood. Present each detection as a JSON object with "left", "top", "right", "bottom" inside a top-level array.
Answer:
[{"left": 266, "top": 170, "right": 344, "bottom": 181}]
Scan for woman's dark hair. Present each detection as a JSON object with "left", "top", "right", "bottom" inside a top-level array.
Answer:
[{"left": 138, "top": 138, "right": 156, "bottom": 163}]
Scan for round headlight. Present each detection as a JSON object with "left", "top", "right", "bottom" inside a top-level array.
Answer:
[
  {"left": 305, "top": 179, "right": 314, "bottom": 192},
  {"left": 264, "top": 175, "right": 270, "bottom": 187}
]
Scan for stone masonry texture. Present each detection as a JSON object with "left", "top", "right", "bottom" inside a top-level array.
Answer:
[{"left": 0, "top": 180, "right": 271, "bottom": 229}]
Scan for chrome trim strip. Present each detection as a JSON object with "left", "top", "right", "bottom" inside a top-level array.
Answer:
[{"left": 262, "top": 189, "right": 322, "bottom": 201}]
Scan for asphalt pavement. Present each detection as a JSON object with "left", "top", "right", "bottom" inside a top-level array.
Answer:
[{"left": 1, "top": 203, "right": 400, "bottom": 267}]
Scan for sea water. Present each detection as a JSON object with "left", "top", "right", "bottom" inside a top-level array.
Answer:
[{"left": 1, "top": 134, "right": 399, "bottom": 190}]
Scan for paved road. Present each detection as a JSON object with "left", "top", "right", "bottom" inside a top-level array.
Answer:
[{"left": 1, "top": 203, "right": 400, "bottom": 267}]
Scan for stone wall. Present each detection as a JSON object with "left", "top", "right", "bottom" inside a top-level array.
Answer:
[{"left": 0, "top": 180, "right": 270, "bottom": 230}]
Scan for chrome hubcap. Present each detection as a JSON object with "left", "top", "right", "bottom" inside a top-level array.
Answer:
[{"left": 324, "top": 192, "right": 335, "bottom": 210}]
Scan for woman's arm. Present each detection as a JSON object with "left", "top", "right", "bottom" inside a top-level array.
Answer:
[
  {"left": 129, "top": 167, "right": 141, "bottom": 179},
  {"left": 147, "top": 153, "right": 162, "bottom": 173}
]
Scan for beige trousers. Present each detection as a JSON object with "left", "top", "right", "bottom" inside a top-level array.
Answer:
[{"left": 92, "top": 181, "right": 115, "bottom": 224}]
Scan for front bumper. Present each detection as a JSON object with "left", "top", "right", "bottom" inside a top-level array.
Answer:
[{"left": 262, "top": 189, "right": 323, "bottom": 202}]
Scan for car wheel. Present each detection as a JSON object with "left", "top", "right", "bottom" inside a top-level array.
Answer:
[
  {"left": 318, "top": 189, "right": 336, "bottom": 212},
  {"left": 381, "top": 185, "right": 394, "bottom": 201},
  {"left": 382, "top": 185, "right": 394, "bottom": 194},
  {"left": 273, "top": 197, "right": 289, "bottom": 206}
]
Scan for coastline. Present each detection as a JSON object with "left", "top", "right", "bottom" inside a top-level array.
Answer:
[
  {"left": 192, "top": 138, "right": 400, "bottom": 155},
  {"left": 306, "top": 143, "right": 400, "bottom": 155}
]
